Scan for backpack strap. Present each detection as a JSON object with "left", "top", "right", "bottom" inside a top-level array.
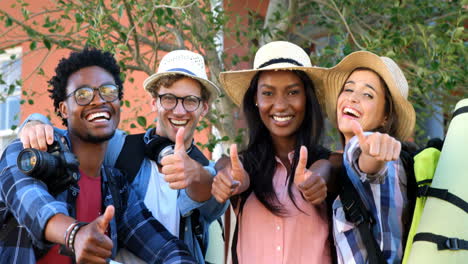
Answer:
[
  {"left": 340, "top": 169, "right": 388, "bottom": 264},
  {"left": 115, "top": 133, "right": 146, "bottom": 183},
  {"left": 452, "top": 105, "right": 468, "bottom": 119},
  {"left": 179, "top": 209, "right": 207, "bottom": 252},
  {"left": 231, "top": 191, "right": 250, "bottom": 264},
  {"left": 188, "top": 144, "right": 209, "bottom": 166},
  {"left": 103, "top": 166, "right": 128, "bottom": 222},
  {"left": 413, "top": 233, "right": 468, "bottom": 251},
  {"left": 417, "top": 185, "right": 468, "bottom": 213}
]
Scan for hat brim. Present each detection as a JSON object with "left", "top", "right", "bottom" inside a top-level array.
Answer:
[
  {"left": 220, "top": 65, "right": 328, "bottom": 109},
  {"left": 320, "top": 51, "right": 415, "bottom": 141},
  {"left": 144, "top": 71, "right": 221, "bottom": 103}
]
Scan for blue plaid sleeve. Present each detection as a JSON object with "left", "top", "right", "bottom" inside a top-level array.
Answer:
[
  {"left": 18, "top": 112, "right": 52, "bottom": 132},
  {"left": 178, "top": 161, "right": 228, "bottom": 222},
  {"left": 0, "top": 139, "right": 69, "bottom": 249},
  {"left": 117, "top": 197, "right": 196, "bottom": 264}
]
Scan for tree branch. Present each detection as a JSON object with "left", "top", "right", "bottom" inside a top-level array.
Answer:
[
  {"left": 329, "top": 0, "right": 364, "bottom": 49},
  {"left": 23, "top": 47, "right": 54, "bottom": 81}
]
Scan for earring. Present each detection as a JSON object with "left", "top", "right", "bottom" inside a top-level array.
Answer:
[{"left": 255, "top": 103, "right": 258, "bottom": 107}]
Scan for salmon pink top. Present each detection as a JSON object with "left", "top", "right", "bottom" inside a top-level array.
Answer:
[{"left": 236, "top": 154, "right": 331, "bottom": 264}]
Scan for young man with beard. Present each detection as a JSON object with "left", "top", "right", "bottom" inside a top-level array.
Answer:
[
  {"left": 18, "top": 50, "right": 228, "bottom": 263},
  {"left": 0, "top": 48, "right": 196, "bottom": 263}
]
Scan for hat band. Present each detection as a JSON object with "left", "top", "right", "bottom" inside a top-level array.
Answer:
[
  {"left": 167, "top": 68, "right": 197, "bottom": 77},
  {"left": 257, "top": 58, "right": 303, "bottom": 69}
]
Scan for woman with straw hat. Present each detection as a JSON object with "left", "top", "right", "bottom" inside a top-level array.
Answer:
[
  {"left": 322, "top": 51, "right": 416, "bottom": 264},
  {"left": 211, "top": 41, "right": 333, "bottom": 263}
]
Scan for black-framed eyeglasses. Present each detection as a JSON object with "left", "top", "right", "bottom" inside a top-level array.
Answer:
[
  {"left": 157, "top": 93, "right": 202, "bottom": 112},
  {"left": 66, "top": 84, "right": 119, "bottom": 106}
]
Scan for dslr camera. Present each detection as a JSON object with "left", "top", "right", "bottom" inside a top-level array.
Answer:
[{"left": 16, "top": 134, "right": 80, "bottom": 195}]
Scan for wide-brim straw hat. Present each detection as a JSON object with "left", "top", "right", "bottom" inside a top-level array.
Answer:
[
  {"left": 220, "top": 41, "right": 327, "bottom": 107},
  {"left": 321, "top": 51, "right": 415, "bottom": 141},
  {"left": 144, "top": 50, "right": 220, "bottom": 102}
]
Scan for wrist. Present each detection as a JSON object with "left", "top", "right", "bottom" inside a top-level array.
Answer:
[{"left": 65, "top": 221, "right": 88, "bottom": 253}]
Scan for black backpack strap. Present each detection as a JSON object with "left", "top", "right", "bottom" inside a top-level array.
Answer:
[
  {"left": 188, "top": 145, "right": 209, "bottom": 166},
  {"left": 231, "top": 191, "right": 250, "bottom": 264},
  {"left": 103, "top": 166, "right": 128, "bottom": 221},
  {"left": 417, "top": 185, "right": 468, "bottom": 213},
  {"left": 217, "top": 217, "right": 225, "bottom": 242},
  {"left": 413, "top": 233, "right": 468, "bottom": 251},
  {"left": 179, "top": 210, "right": 206, "bottom": 253},
  {"left": 115, "top": 133, "right": 146, "bottom": 183},
  {"left": 340, "top": 170, "right": 388, "bottom": 264},
  {"left": 452, "top": 105, "right": 468, "bottom": 119}
]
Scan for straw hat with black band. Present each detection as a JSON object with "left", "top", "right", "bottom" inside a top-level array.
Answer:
[
  {"left": 320, "top": 51, "right": 416, "bottom": 141},
  {"left": 220, "top": 41, "right": 327, "bottom": 107},
  {"left": 144, "top": 50, "right": 220, "bottom": 102}
]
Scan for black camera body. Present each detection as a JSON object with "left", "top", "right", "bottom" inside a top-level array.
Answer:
[{"left": 17, "top": 135, "right": 80, "bottom": 195}]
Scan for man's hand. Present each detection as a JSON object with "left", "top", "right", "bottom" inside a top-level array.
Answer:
[
  {"left": 74, "top": 206, "right": 114, "bottom": 264},
  {"left": 160, "top": 127, "right": 199, "bottom": 189},
  {"left": 351, "top": 120, "right": 401, "bottom": 174},
  {"left": 294, "top": 146, "right": 327, "bottom": 205},
  {"left": 19, "top": 120, "right": 54, "bottom": 151},
  {"left": 211, "top": 144, "right": 249, "bottom": 203}
]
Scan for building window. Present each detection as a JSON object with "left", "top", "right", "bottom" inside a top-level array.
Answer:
[{"left": 0, "top": 47, "right": 22, "bottom": 154}]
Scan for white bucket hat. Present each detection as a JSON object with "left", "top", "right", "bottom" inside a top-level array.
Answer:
[
  {"left": 220, "top": 41, "right": 327, "bottom": 107},
  {"left": 321, "top": 51, "right": 416, "bottom": 141},
  {"left": 144, "top": 50, "right": 220, "bottom": 101}
]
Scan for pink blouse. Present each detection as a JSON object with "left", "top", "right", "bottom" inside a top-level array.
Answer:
[{"left": 236, "top": 155, "right": 331, "bottom": 264}]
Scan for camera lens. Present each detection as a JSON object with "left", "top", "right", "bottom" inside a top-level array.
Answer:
[
  {"left": 17, "top": 148, "right": 60, "bottom": 178},
  {"left": 17, "top": 149, "right": 41, "bottom": 174}
]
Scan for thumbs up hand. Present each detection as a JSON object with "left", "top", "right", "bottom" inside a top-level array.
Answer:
[
  {"left": 74, "top": 205, "right": 114, "bottom": 263},
  {"left": 161, "top": 127, "right": 199, "bottom": 189},
  {"left": 211, "top": 144, "right": 250, "bottom": 204},
  {"left": 294, "top": 146, "right": 327, "bottom": 205},
  {"left": 350, "top": 120, "right": 401, "bottom": 174}
]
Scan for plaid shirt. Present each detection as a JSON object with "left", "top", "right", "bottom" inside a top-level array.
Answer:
[
  {"left": 332, "top": 134, "right": 408, "bottom": 264},
  {"left": 0, "top": 138, "right": 196, "bottom": 264}
]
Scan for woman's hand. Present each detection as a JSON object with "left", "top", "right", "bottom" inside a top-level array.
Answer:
[
  {"left": 351, "top": 120, "right": 401, "bottom": 174},
  {"left": 211, "top": 144, "right": 250, "bottom": 203},
  {"left": 294, "top": 146, "right": 328, "bottom": 205}
]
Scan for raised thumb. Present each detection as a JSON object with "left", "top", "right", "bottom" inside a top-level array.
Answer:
[
  {"left": 97, "top": 205, "right": 114, "bottom": 233},
  {"left": 294, "top": 146, "right": 308, "bottom": 185},
  {"left": 174, "top": 127, "right": 185, "bottom": 152}
]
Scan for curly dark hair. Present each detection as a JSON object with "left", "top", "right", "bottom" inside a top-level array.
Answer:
[{"left": 48, "top": 47, "right": 123, "bottom": 126}]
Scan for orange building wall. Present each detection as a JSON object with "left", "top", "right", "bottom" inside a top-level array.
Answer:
[
  {"left": 0, "top": 0, "right": 216, "bottom": 157},
  {"left": 224, "top": 0, "right": 269, "bottom": 71}
]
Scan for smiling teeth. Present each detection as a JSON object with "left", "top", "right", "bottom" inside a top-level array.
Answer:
[
  {"left": 273, "top": 116, "right": 292, "bottom": 122},
  {"left": 170, "top": 119, "right": 188, "bottom": 126},
  {"left": 343, "top": 107, "right": 361, "bottom": 117},
  {"left": 87, "top": 112, "right": 110, "bottom": 121}
]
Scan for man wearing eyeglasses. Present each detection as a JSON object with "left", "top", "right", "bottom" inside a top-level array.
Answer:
[
  {"left": 0, "top": 48, "right": 196, "bottom": 263},
  {"left": 18, "top": 50, "right": 228, "bottom": 264}
]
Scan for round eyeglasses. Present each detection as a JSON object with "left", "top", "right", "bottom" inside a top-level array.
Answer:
[
  {"left": 66, "top": 84, "right": 119, "bottom": 106},
  {"left": 157, "top": 93, "right": 202, "bottom": 112}
]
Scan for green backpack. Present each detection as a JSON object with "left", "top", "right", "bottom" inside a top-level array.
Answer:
[{"left": 402, "top": 147, "right": 441, "bottom": 264}]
